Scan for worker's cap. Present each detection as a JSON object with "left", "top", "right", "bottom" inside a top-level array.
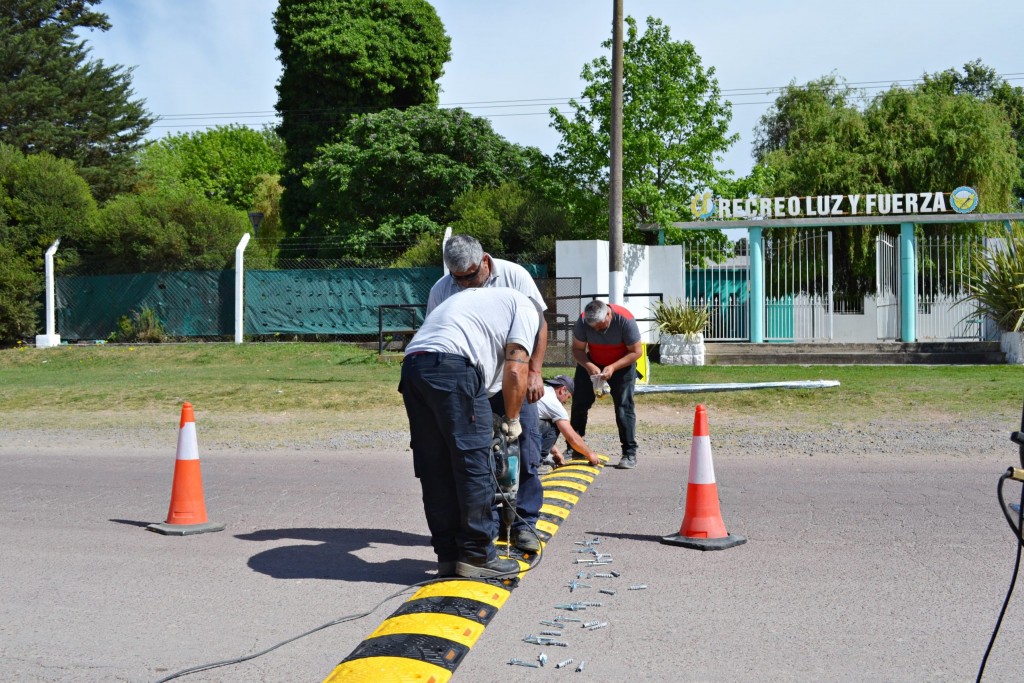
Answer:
[{"left": 545, "top": 375, "right": 575, "bottom": 394}]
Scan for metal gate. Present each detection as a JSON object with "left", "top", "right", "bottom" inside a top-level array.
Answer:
[
  {"left": 764, "top": 229, "right": 833, "bottom": 341},
  {"left": 875, "top": 233, "right": 900, "bottom": 340},
  {"left": 681, "top": 242, "right": 749, "bottom": 341},
  {"left": 915, "top": 234, "right": 984, "bottom": 340}
]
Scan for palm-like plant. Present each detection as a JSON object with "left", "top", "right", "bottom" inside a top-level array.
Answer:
[
  {"left": 652, "top": 299, "right": 710, "bottom": 337},
  {"left": 962, "top": 224, "right": 1024, "bottom": 332}
]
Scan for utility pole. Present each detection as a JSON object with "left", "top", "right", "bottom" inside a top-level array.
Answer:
[{"left": 608, "top": 0, "right": 624, "bottom": 305}]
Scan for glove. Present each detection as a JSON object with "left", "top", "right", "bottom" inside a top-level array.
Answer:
[{"left": 500, "top": 416, "right": 522, "bottom": 441}]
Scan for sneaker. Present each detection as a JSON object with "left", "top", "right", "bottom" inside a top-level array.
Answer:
[
  {"left": 513, "top": 526, "right": 541, "bottom": 552},
  {"left": 456, "top": 556, "right": 521, "bottom": 578},
  {"left": 436, "top": 561, "right": 458, "bottom": 577},
  {"left": 614, "top": 455, "right": 636, "bottom": 470},
  {"left": 537, "top": 462, "right": 553, "bottom": 475}
]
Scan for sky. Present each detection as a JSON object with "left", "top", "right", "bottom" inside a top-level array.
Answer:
[{"left": 86, "top": 0, "right": 1024, "bottom": 180}]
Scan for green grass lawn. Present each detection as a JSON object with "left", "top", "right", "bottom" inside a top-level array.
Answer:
[{"left": 2, "top": 343, "right": 1021, "bottom": 436}]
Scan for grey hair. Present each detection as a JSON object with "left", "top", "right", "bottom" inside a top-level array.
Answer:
[
  {"left": 443, "top": 235, "right": 484, "bottom": 272},
  {"left": 583, "top": 299, "right": 610, "bottom": 325}
]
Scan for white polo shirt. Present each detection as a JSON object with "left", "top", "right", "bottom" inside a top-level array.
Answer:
[{"left": 405, "top": 288, "right": 539, "bottom": 397}]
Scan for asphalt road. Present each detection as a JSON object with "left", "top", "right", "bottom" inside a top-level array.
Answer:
[{"left": 3, "top": 423, "right": 1023, "bottom": 682}]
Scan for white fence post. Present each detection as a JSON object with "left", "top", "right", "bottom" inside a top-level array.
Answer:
[
  {"left": 235, "top": 233, "right": 251, "bottom": 344},
  {"left": 35, "top": 239, "right": 61, "bottom": 348}
]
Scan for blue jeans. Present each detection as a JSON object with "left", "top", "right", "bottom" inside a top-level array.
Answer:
[
  {"left": 539, "top": 419, "right": 559, "bottom": 460},
  {"left": 489, "top": 392, "right": 542, "bottom": 532},
  {"left": 570, "top": 362, "right": 637, "bottom": 459},
  {"left": 400, "top": 352, "right": 495, "bottom": 564}
]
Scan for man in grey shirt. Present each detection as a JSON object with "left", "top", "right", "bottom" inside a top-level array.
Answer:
[
  {"left": 425, "top": 235, "right": 548, "bottom": 553},
  {"left": 401, "top": 287, "right": 539, "bottom": 578}
]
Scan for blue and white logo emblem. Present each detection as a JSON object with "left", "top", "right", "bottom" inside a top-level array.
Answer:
[{"left": 950, "top": 186, "right": 979, "bottom": 214}]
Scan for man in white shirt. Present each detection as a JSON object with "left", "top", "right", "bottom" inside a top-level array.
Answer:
[
  {"left": 425, "top": 235, "right": 548, "bottom": 553},
  {"left": 401, "top": 287, "right": 539, "bottom": 579},
  {"left": 535, "top": 375, "right": 601, "bottom": 474}
]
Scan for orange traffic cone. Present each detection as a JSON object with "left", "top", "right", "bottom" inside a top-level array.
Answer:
[
  {"left": 661, "top": 404, "right": 745, "bottom": 550},
  {"left": 147, "top": 403, "right": 225, "bottom": 536}
]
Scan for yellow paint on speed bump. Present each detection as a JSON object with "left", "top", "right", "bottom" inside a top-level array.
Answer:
[
  {"left": 541, "top": 478, "right": 588, "bottom": 493},
  {"left": 540, "top": 503, "right": 570, "bottom": 519},
  {"left": 544, "top": 489, "right": 580, "bottom": 505},
  {"left": 324, "top": 452, "right": 608, "bottom": 681},
  {"left": 370, "top": 613, "right": 485, "bottom": 648},
  {"left": 412, "top": 580, "right": 510, "bottom": 608},
  {"left": 325, "top": 656, "right": 450, "bottom": 682}
]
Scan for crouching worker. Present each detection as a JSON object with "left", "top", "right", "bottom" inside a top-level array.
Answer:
[
  {"left": 399, "top": 287, "right": 539, "bottom": 579},
  {"left": 536, "top": 375, "right": 601, "bottom": 474}
]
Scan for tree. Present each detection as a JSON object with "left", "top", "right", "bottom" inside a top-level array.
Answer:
[
  {"left": 305, "top": 105, "right": 533, "bottom": 259},
  {"left": 549, "top": 15, "right": 736, "bottom": 249},
  {"left": 136, "top": 125, "right": 284, "bottom": 211},
  {"left": 273, "top": 0, "right": 451, "bottom": 246},
  {"left": 88, "top": 187, "right": 249, "bottom": 274},
  {"left": 918, "top": 60, "right": 1024, "bottom": 203},
  {"left": 0, "top": 0, "right": 153, "bottom": 200},
  {"left": 752, "top": 72, "right": 1018, "bottom": 299},
  {"left": 0, "top": 143, "right": 98, "bottom": 343}
]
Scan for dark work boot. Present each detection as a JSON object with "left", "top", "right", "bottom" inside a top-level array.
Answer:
[{"left": 456, "top": 556, "right": 521, "bottom": 578}]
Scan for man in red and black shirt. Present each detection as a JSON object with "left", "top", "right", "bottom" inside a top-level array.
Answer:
[{"left": 570, "top": 299, "right": 643, "bottom": 469}]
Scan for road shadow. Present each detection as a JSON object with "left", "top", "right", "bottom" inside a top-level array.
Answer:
[
  {"left": 584, "top": 530, "right": 667, "bottom": 544},
  {"left": 110, "top": 518, "right": 154, "bottom": 528},
  {"left": 235, "top": 527, "right": 434, "bottom": 584}
]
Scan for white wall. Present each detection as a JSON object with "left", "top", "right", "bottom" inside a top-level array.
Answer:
[{"left": 556, "top": 240, "right": 683, "bottom": 343}]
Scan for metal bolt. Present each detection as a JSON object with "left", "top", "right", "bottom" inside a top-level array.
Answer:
[
  {"left": 539, "top": 619, "right": 560, "bottom": 627},
  {"left": 592, "top": 572, "right": 615, "bottom": 578},
  {"left": 628, "top": 584, "right": 648, "bottom": 590},
  {"left": 587, "top": 621, "right": 609, "bottom": 630},
  {"left": 540, "top": 630, "right": 562, "bottom": 637},
  {"left": 580, "top": 601, "right": 602, "bottom": 606},
  {"left": 554, "top": 616, "right": 582, "bottom": 623},
  {"left": 555, "top": 658, "right": 575, "bottom": 669},
  {"left": 508, "top": 658, "right": 541, "bottom": 668},
  {"left": 599, "top": 588, "right": 617, "bottom": 595}
]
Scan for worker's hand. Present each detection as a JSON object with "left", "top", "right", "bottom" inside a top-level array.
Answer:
[
  {"left": 586, "top": 453, "right": 602, "bottom": 467},
  {"left": 526, "top": 371, "right": 544, "bottom": 403},
  {"left": 551, "top": 446, "right": 565, "bottom": 467},
  {"left": 599, "top": 366, "right": 615, "bottom": 381},
  {"left": 500, "top": 416, "right": 522, "bottom": 441}
]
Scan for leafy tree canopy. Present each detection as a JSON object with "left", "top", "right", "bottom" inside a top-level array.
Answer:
[
  {"left": 88, "top": 186, "right": 249, "bottom": 274},
  {"left": 0, "top": 0, "right": 153, "bottom": 199},
  {"left": 550, "top": 15, "right": 736, "bottom": 250},
  {"left": 305, "top": 105, "right": 534, "bottom": 259},
  {"left": 137, "top": 125, "right": 285, "bottom": 211},
  {"left": 0, "top": 143, "right": 98, "bottom": 342},
  {"left": 274, "top": 0, "right": 451, "bottom": 239}
]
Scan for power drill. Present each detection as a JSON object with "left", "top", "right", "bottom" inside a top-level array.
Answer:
[{"left": 492, "top": 414, "right": 520, "bottom": 553}]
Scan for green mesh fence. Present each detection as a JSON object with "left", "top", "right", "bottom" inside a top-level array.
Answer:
[
  {"left": 54, "top": 265, "right": 555, "bottom": 342},
  {"left": 56, "top": 271, "right": 232, "bottom": 340}
]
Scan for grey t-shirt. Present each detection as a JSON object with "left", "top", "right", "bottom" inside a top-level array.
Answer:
[
  {"left": 405, "top": 288, "right": 539, "bottom": 396},
  {"left": 426, "top": 257, "right": 547, "bottom": 316}
]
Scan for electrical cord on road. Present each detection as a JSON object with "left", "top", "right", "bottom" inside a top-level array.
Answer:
[
  {"left": 976, "top": 405, "right": 1024, "bottom": 682},
  {"left": 154, "top": 438, "right": 562, "bottom": 681}
]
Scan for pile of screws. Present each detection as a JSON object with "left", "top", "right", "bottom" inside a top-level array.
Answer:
[{"left": 506, "top": 534, "right": 650, "bottom": 673}]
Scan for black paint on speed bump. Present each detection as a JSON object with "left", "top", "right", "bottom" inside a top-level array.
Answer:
[{"left": 322, "top": 456, "right": 609, "bottom": 682}]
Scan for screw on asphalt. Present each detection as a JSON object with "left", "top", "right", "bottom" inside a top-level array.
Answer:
[
  {"left": 599, "top": 588, "right": 617, "bottom": 595},
  {"left": 628, "top": 584, "right": 648, "bottom": 590},
  {"left": 508, "top": 658, "right": 541, "bottom": 668}
]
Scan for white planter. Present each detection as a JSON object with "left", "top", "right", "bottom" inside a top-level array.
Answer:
[
  {"left": 1001, "top": 331, "right": 1024, "bottom": 364},
  {"left": 659, "top": 332, "right": 705, "bottom": 366}
]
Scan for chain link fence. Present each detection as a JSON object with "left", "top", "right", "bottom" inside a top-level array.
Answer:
[{"left": 53, "top": 247, "right": 582, "bottom": 365}]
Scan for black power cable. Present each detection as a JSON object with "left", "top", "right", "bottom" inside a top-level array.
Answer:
[
  {"left": 976, "top": 398, "right": 1024, "bottom": 682},
  {"left": 154, "top": 431, "right": 557, "bottom": 682}
]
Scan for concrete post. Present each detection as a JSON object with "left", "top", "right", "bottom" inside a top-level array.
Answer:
[
  {"left": 749, "top": 227, "right": 764, "bottom": 343},
  {"left": 36, "top": 239, "right": 62, "bottom": 348},
  {"left": 234, "top": 233, "right": 251, "bottom": 344}
]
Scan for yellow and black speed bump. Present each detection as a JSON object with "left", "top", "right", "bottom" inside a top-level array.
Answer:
[{"left": 323, "top": 455, "right": 609, "bottom": 682}]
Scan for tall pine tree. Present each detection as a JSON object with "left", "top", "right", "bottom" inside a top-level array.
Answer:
[{"left": 0, "top": 0, "right": 153, "bottom": 199}]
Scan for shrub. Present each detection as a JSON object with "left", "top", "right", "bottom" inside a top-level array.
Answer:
[{"left": 109, "top": 306, "right": 167, "bottom": 343}]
